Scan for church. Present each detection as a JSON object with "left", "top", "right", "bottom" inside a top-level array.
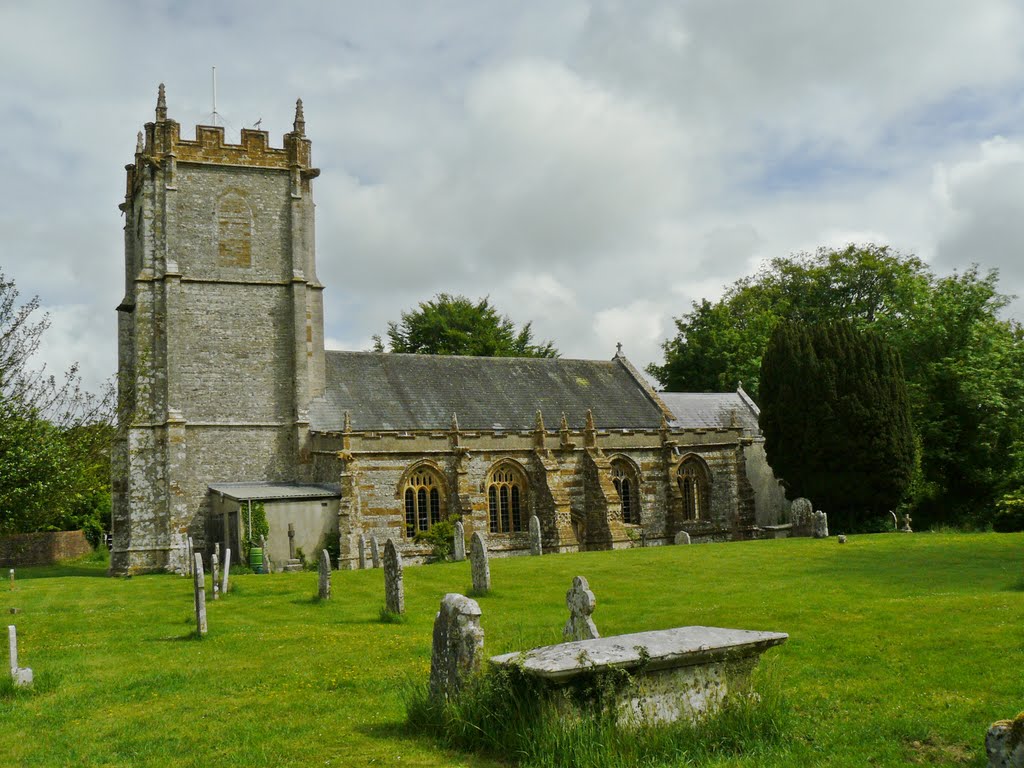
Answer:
[{"left": 110, "top": 87, "right": 784, "bottom": 575}]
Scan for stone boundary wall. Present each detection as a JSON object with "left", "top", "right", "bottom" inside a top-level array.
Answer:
[{"left": 0, "top": 530, "right": 93, "bottom": 567}]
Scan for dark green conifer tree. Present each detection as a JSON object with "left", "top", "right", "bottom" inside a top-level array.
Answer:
[{"left": 760, "top": 321, "right": 915, "bottom": 532}]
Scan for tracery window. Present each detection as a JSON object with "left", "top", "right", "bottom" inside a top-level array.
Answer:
[
  {"left": 610, "top": 460, "right": 640, "bottom": 524},
  {"left": 677, "top": 457, "right": 710, "bottom": 522},
  {"left": 487, "top": 463, "right": 527, "bottom": 534},
  {"left": 403, "top": 468, "right": 445, "bottom": 537}
]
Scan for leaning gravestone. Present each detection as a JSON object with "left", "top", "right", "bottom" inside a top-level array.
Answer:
[
  {"left": 469, "top": 532, "right": 490, "bottom": 593},
  {"left": 193, "top": 553, "right": 208, "bottom": 637},
  {"left": 674, "top": 531, "right": 691, "bottom": 545},
  {"left": 221, "top": 549, "right": 231, "bottom": 595},
  {"left": 358, "top": 535, "right": 367, "bottom": 570},
  {"left": 430, "top": 593, "right": 484, "bottom": 702},
  {"left": 563, "top": 575, "right": 599, "bottom": 641},
  {"left": 370, "top": 536, "right": 381, "bottom": 569},
  {"left": 318, "top": 549, "right": 332, "bottom": 600},
  {"left": 813, "top": 511, "right": 829, "bottom": 539},
  {"left": 452, "top": 521, "right": 466, "bottom": 562},
  {"left": 211, "top": 553, "right": 220, "bottom": 601},
  {"left": 383, "top": 539, "right": 404, "bottom": 615},
  {"left": 8, "top": 625, "right": 32, "bottom": 687},
  {"left": 529, "top": 515, "right": 543, "bottom": 556}
]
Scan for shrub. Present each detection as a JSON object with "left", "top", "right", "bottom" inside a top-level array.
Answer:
[
  {"left": 993, "top": 490, "right": 1024, "bottom": 532},
  {"left": 413, "top": 515, "right": 461, "bottom": 562}
]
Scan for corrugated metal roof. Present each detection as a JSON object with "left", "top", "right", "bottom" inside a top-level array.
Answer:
[
  {"left": 208, "top": 482, "right": 341, "bottom": 501},
  {"left": 660, "top": 390, "right": 761, "bottom": 434},
  {"left": 308, "top": 351, "right": 665, "bottom": 432}
]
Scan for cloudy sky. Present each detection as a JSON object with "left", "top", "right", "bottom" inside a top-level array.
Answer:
[{"left": 3, "top": 1, "right": 1024, "bottom": 395}]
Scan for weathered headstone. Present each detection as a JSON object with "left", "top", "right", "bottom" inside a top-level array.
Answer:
[
  {"left": 187, "top": 537, "right": 195, "bottom": 577},
  {"left": 430, "top": 593, "right": 484, "bottom": 702},
  {"left": 383, "top": 539, "right": 404, "bottom": 615},
  {"left": 529, "top": 515, "right": 543, "bottom": 556},
  {"left": 469, "top": 532, "right": 490, "bottom": 593},
  {"left": 358, "top": 535, "right": 367, "bottom": 570},
  {"left": 900, "top": 513, "right": 913, "bottom": 533},
  {"left": 221, "top": 549, "right": 231, "bottom": 595},
  {"left": 674, "top": 531, "right": 691, "bottom": 545},
  {"left": 452, "top": 521, "right": 466, "bottom": 562},
  {"left": 837, "top": 535, "right": 847, "bottom": 544},
  {"left": 260, "top": 535, "right": 269, "bottom": 573},
  {"left": 370, "top": 536, "right": 381, "bottom": 569},
  {"left": 318, "top": 549, "right": 332, "bottom": 600},
  {"left": 987, "top": 715, "right": 1024, "bottom": 768},
  {"left": 211, "top": 553, "right": 220, "bottom": 601},
  {"left": 7, "top": 625, "right": 32, "bottom": 687},
  {"left": 193, "top": 552, "right": 208, "bottom": 637},
  {"left": 791, "top": 498, "right": 813, "bottom": 525},
  {"left": 563, "top": 575, "right": 599, "bottom": 641},
  {"left": 214, "top": 542, "right": 221, "bottom": 563},
  {"left": 8, "top": 569, "right": 13, "bottom": 590},
  {"left": 288, "top": 522, "right": 296, "bottom": 560},
  {"left": 813, "top": 510, "right": 829, "bottom": 539}
]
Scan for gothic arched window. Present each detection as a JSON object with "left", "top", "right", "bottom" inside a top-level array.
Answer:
[
  {"left": 610, "top": 459, "right": 640, "bottom": 524},
  {"left": 677, "top": 456, "right": 710, "bottom": 522},
  {"left": 403, "top": 468, "right": 446, "bottom": 537},
  {"left": 487, "top": 463, "right": 528, "bottom": 534}
]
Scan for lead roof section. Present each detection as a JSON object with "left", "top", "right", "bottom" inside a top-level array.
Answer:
[
  {"left": 309, "top": 351, "right": 667, "bottom": 433},
  {"left": 659, "top": 391, "right": 761, "bottom": 435}
]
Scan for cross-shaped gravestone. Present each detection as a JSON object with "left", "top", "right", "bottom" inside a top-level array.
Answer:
[
  {"left": 452, "top": 521, "right": 466, "bottom": 562},
  {"left": 563, "top": 575, "right": 599, "bottom": 641},
  {"left": 383, "top": 539, "right": 404, "bottom": 615},
  {"left": 529, "top": 515, "right": 543, "bottom": 556},
  {"left": 470, "top": 532, "right": 490, "bottom": 593},
  {"left": 8, "top": 625, "right": 32, "bottom": 687},
  {"left": 318, "top": 549, "right": 332, "bottom": 600}
]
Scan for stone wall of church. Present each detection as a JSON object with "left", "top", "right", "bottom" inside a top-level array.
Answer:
[{"left": 310, "top": 426, "right": 755, "bottom": 567}]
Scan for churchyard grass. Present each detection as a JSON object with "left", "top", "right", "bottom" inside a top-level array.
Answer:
[{"left": 1, "top": 532, "right": 1021, "bottom": 767}]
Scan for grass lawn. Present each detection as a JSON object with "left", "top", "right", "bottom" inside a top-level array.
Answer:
[{"left": 2, "top": 532, "right": 1021, "bottom": 767}]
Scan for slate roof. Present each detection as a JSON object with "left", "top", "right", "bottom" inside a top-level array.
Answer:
[
  {"left": 660, "top": 390, "right": 761, "bottom": 435},
  {"left": 208, "top": 482, "right": 342, "bottom": 501},
  {"left": 308, "top": 351, "right": 666, "bottom": 432}
]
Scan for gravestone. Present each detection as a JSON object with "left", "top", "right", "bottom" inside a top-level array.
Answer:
[
  {"left": 837, "top": 535, "right": 847, "bottom": 544},
  {"left": 987, "top": 715, "right": 1024, "bottom": 767},
  {"left": 221, "top": 549, "right": 231, "bottom": 595},
  {"left": 469, "top": 532, "right": 490, "bottom": 593},
  {"left": 214, "top": 542, "right": 220, "bottom": 563},
  {"left": 283, "top": 522, "right": 303, "bottom": 572},
  {"left": 900, "top": 513, "right": 913, "bottom": 533},
  {"left": 211, "top": 553, "right": 220, "bottom": 601},
  {"left": 529, "top": 515, "right": 543, "bottom": 556},
  {"left": 563, "top": 575, "right": 599, "bottom": 641},
  {"left": 8, "top": 569, "right": 13, "bottom": 590},
  {"left": 452, "top": 521, "right": 466, "bottom": 562},
  {"left": 429, "top": 593, "right": 484, "bottom": 702},
  {"left": 674, "top": 531, "right": 691, "bottom": 545},
  {"left": 791, "top": 498, "right": 812, "bottom": 524},
  {"left": 370, "top": 536, "right": 381, "bottom": 569},
  {"left": 187, "top": 537, "right": 195, "bottom": 577},
  {"left": 260, "top": 536, "right": 269, "bottom": 573},
  {"left": 193, "top": 552, "right": 208, "bottom": 637},
  {"left": 358, "top": 535, "right": 367, "bottom": 570},
  {"left": 7, "top": 625, "right": 32, "bottom": 687},
  {"left": 813, "top": 511, "right": 829, "bottom": 539},
  {"left": 318, "top": 549, "right": 332, "bottom": 600},
  {"left": 383, "top": 539, "right": 404, "bottom": 614}
]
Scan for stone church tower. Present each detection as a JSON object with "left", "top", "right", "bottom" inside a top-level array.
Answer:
[{"left": 111, "top": 85, "right": 326, "bottom": 574}]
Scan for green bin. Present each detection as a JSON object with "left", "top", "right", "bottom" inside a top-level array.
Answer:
[{"left": 248, "top": 546, "right": 264, "bottom": 574}]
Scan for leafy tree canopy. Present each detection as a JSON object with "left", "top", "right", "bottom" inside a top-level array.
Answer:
[
  {"left": 377, "top": 293, "right": 558, "bottom": 358},
  {"left": 0, "top": 271, "right": 113, "bottom": 541},
  {"left": 649, "top": 244, "right": 1024, "bottom": 528},
  {"left": 760, "top": 321, "right": 915, "bottom": 532}
]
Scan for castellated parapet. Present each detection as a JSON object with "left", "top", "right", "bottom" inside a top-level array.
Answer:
[{"left": 111, "top": 85, "right": 326, "bottom": 575}]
